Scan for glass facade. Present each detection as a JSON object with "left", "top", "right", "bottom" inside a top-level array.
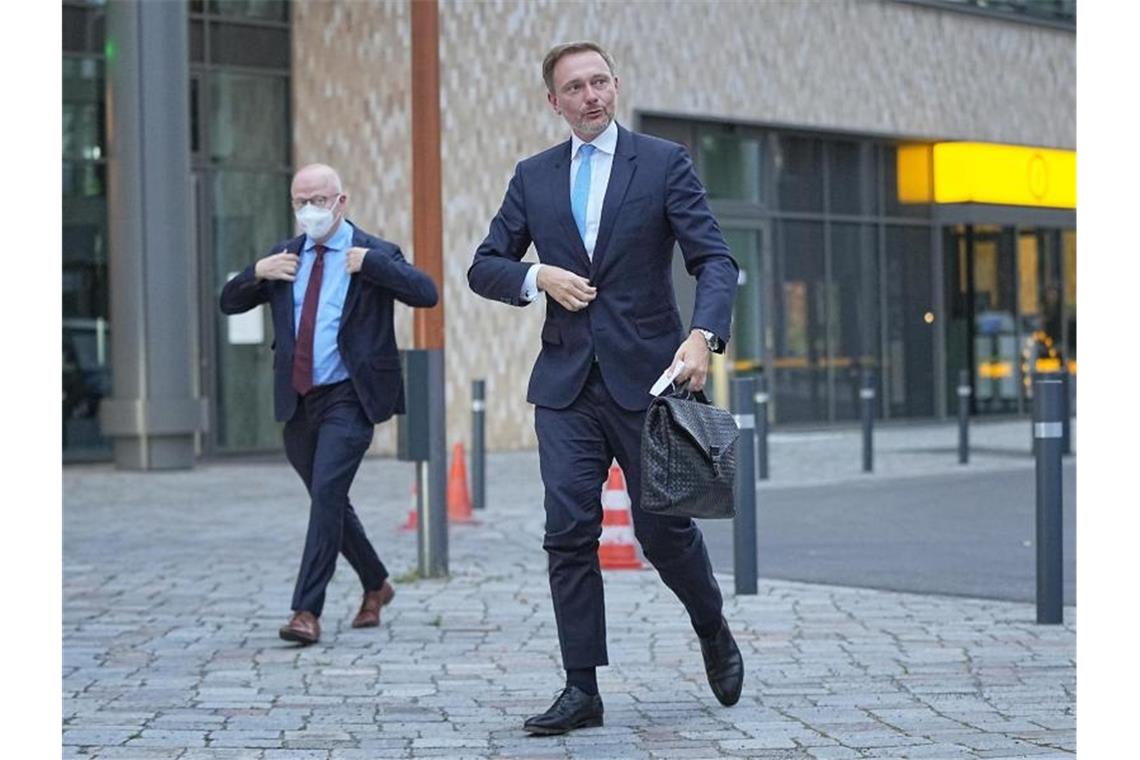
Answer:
[
  {"left": 641, "top": 114, "right": 1074, "bottom": 426},
  {"left": 63, "top": 1, "right": 110, "bottom": 460},
  {"left": 61, "top": 0, "right": 292, "bottom": 461}
]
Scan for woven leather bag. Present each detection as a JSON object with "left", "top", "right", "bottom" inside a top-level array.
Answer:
[{"left": 640, "top": 385, "right": 739, "bottom": 519}]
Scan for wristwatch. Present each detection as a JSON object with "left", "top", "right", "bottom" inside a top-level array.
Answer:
[{"left": 696, "top": 328, "right": 720, "bottom": 353}]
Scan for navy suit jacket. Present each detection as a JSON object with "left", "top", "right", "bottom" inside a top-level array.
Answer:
[
  {"left": 220, "top": 222, "right": 438, "bottom": 424},
  {"left": 468, "top": 124, "right": 738, "bottom": 412}
]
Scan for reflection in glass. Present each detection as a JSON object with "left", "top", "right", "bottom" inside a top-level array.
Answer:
[
  {"left": 62, "top": 53, "right": 110, "bottom": 459},
  {"left": 212, "top": 170, "right": 291, "bottom": 452},
  {"left": 971, "top": 226, "right": 1018, "bottom": 413},
  {"left": 700, "top": 131, "right": 762, "bottom": 203},
  {"left": 884, "top": 226, "right": 935, "bottom": 418},
  {"left": 772, "top": 135, "right": 822, "bottom": 212},
  {"left": 210, "top": 72, "right": 289, "bottom": 165},
  {"left": 772, "top": 221, "right": 826, "bottom": 422},
  {"left": 724, "top": 229, "right": 764, "bottom": 372},
  {"left": 828, "top": 141, "right": 878, "bottom": 216},
  {"left": 207, "top": 0, "right": 288, "bottom": 22},
  {"left": 831, "top": 224, "right": 880, "bottom": 420}
]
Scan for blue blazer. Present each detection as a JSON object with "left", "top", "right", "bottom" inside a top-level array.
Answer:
[
  {"left": 468, "top": 124, "right": 739, "bottom": 412},
  {"left": 220, "top": 222, "right": 438, "bottom": 424}
]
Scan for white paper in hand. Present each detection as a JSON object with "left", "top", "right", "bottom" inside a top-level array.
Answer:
[{"left": 649, "top": 360, "right": 685, "bottom": 397}]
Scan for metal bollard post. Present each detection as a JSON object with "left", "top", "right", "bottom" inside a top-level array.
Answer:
[
  {"left": 732, "top": 376, "right": 758, "bottom": 595},
  {"left": 1060, "top": 370, "right": 1071, "bottom": 457},
  {"left": 753, "top": 373, "right": 769, "bottom": 481},
  {"left": 957, "top": 369, "right": 971, "bottom": 465},
  {"left": 861, "top": 371, "right": 875, "bottom": 473},
  {"left": 472, "top": 379, "right": 486, "bottom": 511},
  {"left": 1033, "top": 378, "right": 1064, "bottom": 625}
]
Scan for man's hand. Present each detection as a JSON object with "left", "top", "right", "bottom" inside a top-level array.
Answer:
[
  {"left": 346, "top": 246, "right": 368, "bottom": 274},
  {"left": 537, "top": 265, "right": 596, "bottom": 312},
  {"left": 671, "top": 330, "right": 712, "bottom": 392},
  {"left": 254, "top": 250, "right": 299, "bottom": 282}
]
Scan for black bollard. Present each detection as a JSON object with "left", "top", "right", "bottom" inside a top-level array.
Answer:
[
  {"left": 732, "top": 376, "right": 758, "bottom": 595},
  {"left": 958, "top": 369, "right": 971, "bottom": 465},
  {"left": 1060, "top": 370, "right": 1071, "bottom": 457},
  {"left": 754, "top": 373, "right": 769, "bottom": 481},
  {"left": 861, "top": 371, "right": 875, "bottom": 473},
  {"left": 472, "top": 379, "right": 486, "bottom": 511},
  {"left": 1033, "top": 378, "right": 1064, "bottom": 625}
]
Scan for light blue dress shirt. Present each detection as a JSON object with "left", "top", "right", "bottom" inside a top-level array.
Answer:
[
  {"left": 293, "top": 218, "right": 352, "bottom": 387},
  {"left": 521, "top": 120, "right": 619, "bottom": 302}
]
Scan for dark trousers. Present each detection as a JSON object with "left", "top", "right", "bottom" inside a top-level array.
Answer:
[
  {"left": 282, "top": 380, "right": 388, "bottom": 616},
  {"left": 535, "top": 364, "right": 724, "bottom": 670}
]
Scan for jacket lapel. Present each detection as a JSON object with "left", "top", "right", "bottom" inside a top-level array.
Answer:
[
  {"left": 590, "top": 125, "right": 637, "bottom": 278},
  {"left": 341, "top": 222, "right": 366, "bottom": 326},
  {"left": 549, "top": 141, "right": 593, "bottom": 274},
  {"left": 274, "top": 235, "right": 306, "bottom": 354}
]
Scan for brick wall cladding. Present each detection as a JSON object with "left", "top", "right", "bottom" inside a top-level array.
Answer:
[{"left": 294, "top": 0, "right": 1074, "bottom": 454}]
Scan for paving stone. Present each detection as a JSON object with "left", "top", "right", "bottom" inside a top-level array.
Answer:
[{"left": 63, "top": 438, "right": 1074, "bottom": 757}]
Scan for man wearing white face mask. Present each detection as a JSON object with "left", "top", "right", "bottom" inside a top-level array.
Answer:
[{"left": 221, "top": 163, "right": 438, "bottom": 645}]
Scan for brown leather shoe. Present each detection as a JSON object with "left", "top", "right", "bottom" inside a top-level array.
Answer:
[
  {"left": 278, "top": 610, "right": 320, "bottom": 645},
  {"left": 351, "top": 581, "right": 395, "bottom": 628}
]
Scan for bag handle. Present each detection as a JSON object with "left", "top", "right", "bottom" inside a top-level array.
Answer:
[{"left": 663, "top": 378, "right": 710, "bottom": 405}]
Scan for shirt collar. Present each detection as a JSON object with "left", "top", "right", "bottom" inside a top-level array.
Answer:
[
  {"left": 304, "top": 218, "right": 353, "bottom": 253},
  {"left": 571, "top": 119, "right": 618, "bottom": 160}
]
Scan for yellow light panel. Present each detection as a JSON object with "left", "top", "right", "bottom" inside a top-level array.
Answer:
[{"left": 932, "top": 142, "right": 1076, "bottom": 209}]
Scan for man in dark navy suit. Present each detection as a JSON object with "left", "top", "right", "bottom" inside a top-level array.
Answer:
[
  {"left": 221, "top": 163, "right": 437, "bottom": 646},
  {"left": 468, "top": 42, "right": 745, "bottom": 734}
]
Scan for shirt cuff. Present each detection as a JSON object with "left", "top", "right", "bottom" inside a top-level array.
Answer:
[{"left": 520, "top": 263, "right": 543, "bottom": 303}]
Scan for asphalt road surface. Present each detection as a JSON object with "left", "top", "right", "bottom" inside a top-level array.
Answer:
[{"left": 700, "top": 462, "right": 1076, "bottom": 605}]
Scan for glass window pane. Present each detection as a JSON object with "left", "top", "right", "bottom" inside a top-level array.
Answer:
[
  {"left": 212, "top": 170, "right": 291, "bottom": 452},
  {"left": 63, "top": 187, "right": 111, "bottom": 459},
  {"left": 699, "top": 130, "right": 763, "bottom": 204},
  {"left": 772, "top": 220, "right": 826, "bottom": 422},
  {"left": 639, "top": 116, "right": 694, "bottom": 153},
  {"left": 63, "top": 57, "right": 105, "bottom": 160},
  {"left": 724, "top": 229, "right": 764, "bottom": 372},
  {"left": 1063, "top": 229, "right": 1076, "bottom": 364},
  {"left": 208, "top": 0, "right": 288, "bottom": 22},
  {"left": 63, "top": 4, "right": 105, "bottom": 54},
  {"left": 209, "top": 21, "right": 289, "bottom": 69},
  {"left": 831, "top": 224, "right": 880, "bottom": 421},
  {"left": 209, "top": 72, "right": 289, "bottom": 165},
  {"left": 884, "top": 225, "right": 935, "bottom": 418},
  {"left": 828, "top": 140, "right": 879, "bottom": 216},
  {"left": 773, "top": 135, "right": 822, "bottom": 212}
]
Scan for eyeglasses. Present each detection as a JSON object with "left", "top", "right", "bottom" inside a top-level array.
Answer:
[{"left": 290, "top": 194, "right": 340, "bottom": 211}]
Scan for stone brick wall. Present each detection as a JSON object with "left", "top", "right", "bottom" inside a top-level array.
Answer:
[{"left": 293, "top": 0, "right": 1075, "bottom": 453}]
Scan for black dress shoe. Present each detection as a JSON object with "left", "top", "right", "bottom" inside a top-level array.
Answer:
[
  {"left": 523, "top": 685, "right": 604, "bottom": 735},
  {"left": 700, "top": 618, "right": 744, "bottom": 706}
]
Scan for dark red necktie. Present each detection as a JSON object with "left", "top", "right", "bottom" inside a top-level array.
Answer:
[{"left": 291, "top": 244, "right": 327, "bottom": 396}]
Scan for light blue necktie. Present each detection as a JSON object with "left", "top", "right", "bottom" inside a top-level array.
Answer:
[{"left": 571, "top": 143, "right": 596, "bottom": 244}]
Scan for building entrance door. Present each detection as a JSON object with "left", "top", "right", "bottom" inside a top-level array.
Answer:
[{"left": 943, "top": 224, "right": 1076, "bottom": 417}]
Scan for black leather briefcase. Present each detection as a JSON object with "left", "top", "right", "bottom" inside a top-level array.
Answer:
[{"left": 640, "top": 384, "right": 739, "bottom": 519}]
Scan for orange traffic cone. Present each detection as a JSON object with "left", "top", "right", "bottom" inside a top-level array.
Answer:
[
  {"left": 447, "top": 442, "right": 476, "bottom": 524},
  {"left": 599, "top": 463, "right": 644, "bottom": 570},
  {"left": 400, "top": 479, "right": 418, "bottom": 531}
]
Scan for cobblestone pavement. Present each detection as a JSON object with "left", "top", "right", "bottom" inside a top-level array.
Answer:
[{"left": 63, "top": 420, "right": 1075, "bottom": 758}]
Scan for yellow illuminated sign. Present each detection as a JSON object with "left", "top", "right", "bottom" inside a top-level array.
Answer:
[{"left": 897, "top": 142, "right": 1075, "bottom": 209}]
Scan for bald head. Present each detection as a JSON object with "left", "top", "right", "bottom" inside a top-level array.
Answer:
[
  {"left": 291, "top": 163, "right": 348, "bottom": 243},
  {"left": 292, "top": 163, "right": 343, "bottom": 195}
]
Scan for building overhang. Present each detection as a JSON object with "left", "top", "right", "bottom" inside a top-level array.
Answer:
[{"left": 898, "top": 141, "right": 1076, "bottom": 210}]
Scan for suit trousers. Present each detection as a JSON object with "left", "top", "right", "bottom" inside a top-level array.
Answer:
[
  {"left": 283, "top": 380, "right": 388, "bottom": 616},
  {"left": 535, "top": 363, "right": 724, "bottom": 669}
]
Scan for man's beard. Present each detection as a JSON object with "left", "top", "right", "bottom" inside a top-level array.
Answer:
[{"left": 573, "top": 111, "right": 612, "bottom": 137}]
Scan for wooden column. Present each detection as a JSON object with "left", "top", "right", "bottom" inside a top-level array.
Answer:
[{"left": 411, "top": 0, "right": 444, "bottom": 349}]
